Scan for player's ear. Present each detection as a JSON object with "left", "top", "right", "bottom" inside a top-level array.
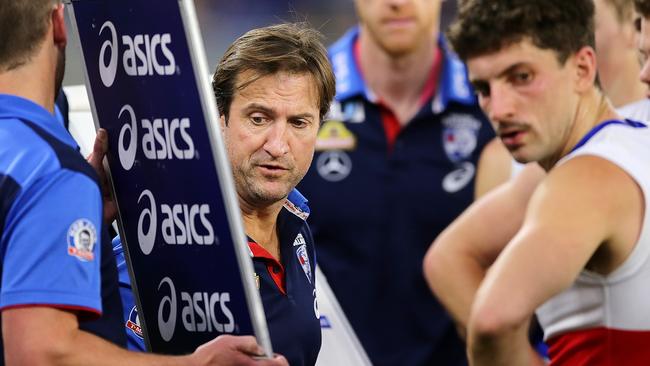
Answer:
[
  {"left": 573, "top": 46, "right": 597, "bottom": 93},
  {"left": 52, "top": 3, "right": 67, "bottom": 48}
]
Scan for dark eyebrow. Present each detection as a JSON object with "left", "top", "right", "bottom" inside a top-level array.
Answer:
[
  {"left": 242, "top": 103, "right": 276, "bottom": 117},
  {"left": 470, "top": 62, "right": 528, "bottom": 87}
]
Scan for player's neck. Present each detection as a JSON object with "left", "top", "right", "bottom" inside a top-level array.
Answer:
[
  {"left": 0, "top": 50, "right": 56, "bottom": 113},
  {"left": 357, "top": 30, "right": 438, "bottom": 125},
  {"left": 541, "top": 90, "right": 618, "bottom": 171}
]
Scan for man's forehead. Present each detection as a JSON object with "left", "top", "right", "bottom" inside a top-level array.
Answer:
[{"left": 466, "top": 40, "right": 556, "bottom": 80}]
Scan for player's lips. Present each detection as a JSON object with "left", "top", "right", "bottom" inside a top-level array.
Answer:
[
  {"left": 498, "top": 129, "right": 527, "bottom": 149},
  {"left": 383, "top": 17, "right": 416, "bottom": 29}
]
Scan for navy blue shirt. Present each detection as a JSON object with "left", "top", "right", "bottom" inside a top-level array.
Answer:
[
  {"left": 115, "top": 189, "right": 321, "bottom": 365},
  {"left": 297, "top": 28, "right": 495, "bottom": 366},
  {"left": 0, "top": 94, "right": 125, "bottom": 361}
]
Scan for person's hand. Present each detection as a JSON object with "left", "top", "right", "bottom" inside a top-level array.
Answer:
[
  {"left": 189, "top": 335, "right": 288, "bottom": 366},
  {"left": 86, "top": 128, "right": 117, "bottom": 223}
]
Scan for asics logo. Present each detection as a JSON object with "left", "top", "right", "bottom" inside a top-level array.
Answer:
[{"left": 97, "top": 21, "right": 177, "bottom": 88}]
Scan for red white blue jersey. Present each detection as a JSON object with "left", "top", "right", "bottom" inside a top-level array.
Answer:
[
  {"left": 536, "top": 119, "right": 650, "bottom": 365},
  {"left": 0, "top": 94, "right": 125, "bottom": 358}
]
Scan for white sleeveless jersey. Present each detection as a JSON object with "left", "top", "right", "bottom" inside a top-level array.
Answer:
[{"left": 535, "top": 119, "right": 650, "bottom": 365}]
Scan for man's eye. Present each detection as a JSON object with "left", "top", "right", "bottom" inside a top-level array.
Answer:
[
  {"left": 473, "top": 84, "right": 490, "bottom": 98},
  {"left": 250, "top": 116, "right": 266, "bottom": 125},
  {"left": 512, "top": 72, "right": 532, "bottom": 85}
]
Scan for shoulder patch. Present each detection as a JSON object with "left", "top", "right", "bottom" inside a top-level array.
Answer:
[{"left": 67, "top": 218, "right": 97, "bottom": 261}]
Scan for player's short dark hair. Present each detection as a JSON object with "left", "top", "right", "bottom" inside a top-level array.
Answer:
[
  {"left": 635, "top": 0, "right": 650, "bottom": 18},
  {"left": 448, "top": 0, "right": 596, "bottom": 64}
]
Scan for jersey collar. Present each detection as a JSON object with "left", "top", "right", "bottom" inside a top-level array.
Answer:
[
  {"left": 0, "top": 93, "right": 78, "bottom": 150},
  {"left": 328, "top": 26, "right": 477, "bottom": 112}
]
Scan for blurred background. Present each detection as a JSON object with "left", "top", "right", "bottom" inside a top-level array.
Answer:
[{"left": 63, "top": 0, "right": 458, "bottom": 86}]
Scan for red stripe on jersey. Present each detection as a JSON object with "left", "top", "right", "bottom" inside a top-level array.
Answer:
[
  {"left": 248, "top": 241, "right": 287, "bottom": 294},
  {"left": 547, "top": 327, "right": 650, "bottom": 365}
]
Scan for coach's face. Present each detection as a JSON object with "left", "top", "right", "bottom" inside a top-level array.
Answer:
[
  {"left": 466, "top": 39, "right": 593, "bottom": 168},
  {"left": 221, "top": 70, "right": 320, "bottom": 208}
]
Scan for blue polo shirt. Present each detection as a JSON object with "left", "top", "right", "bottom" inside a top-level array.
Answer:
[
  {"left": 297, "top": 27, "right": 495, "bottom": 366},
  {"left": 114, "top": 189, "right": 321, "bottom": 365},
  {"left": 0, "top": 94, "right": 125, "bottom": 358}
]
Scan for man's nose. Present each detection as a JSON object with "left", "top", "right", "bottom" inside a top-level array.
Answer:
[{"left": 263, "top": 121, "right": 290, "bottom": 157}]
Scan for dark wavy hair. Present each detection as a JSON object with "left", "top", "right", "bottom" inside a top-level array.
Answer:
[{"left": 448, "top": 0, "right": 595, "bottom": 64}]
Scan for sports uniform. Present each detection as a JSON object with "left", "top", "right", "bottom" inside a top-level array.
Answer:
[
  {"left": 536, "top": 119, "right": 650, "bottom": 365},
  {"left": 0, "top": 94, "right": 125, "bottom": 359},
  {"left": 115, "top": 189, "right": 321, "bottom": 365},
  {"left": 297, "top": 27, "right": 495, "bottom": 365}
]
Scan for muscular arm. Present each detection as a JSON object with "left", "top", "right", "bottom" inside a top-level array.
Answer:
[
  {"left": 424, "top": 163, "right": 545, "bottom": 332},
  {"left": 3, "top": 307, "right": 286, "bottom": 366},
  {"left": 467, "top": 156, "right": 643, "bottom": 365}
]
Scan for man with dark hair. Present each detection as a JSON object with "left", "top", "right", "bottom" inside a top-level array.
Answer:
[
  {"left": 115, "top": 22, "right": 335, "bottom": 365},
  {"left": 296, "top": 1, "right": 510, "bottom": 364},
  {"left": 426, "top": 0, "right": 650, "bottom": 365},
  {"left": 0, "top": 1, "right": 287, "bottom": 364}
]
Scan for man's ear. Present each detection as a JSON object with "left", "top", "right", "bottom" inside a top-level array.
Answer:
[
  {"left": 573, "top": 46, "right": 598, "bottom": 93},
  {"left": 52, "top": 3, "right": 67, "bottom": 48},
  {"left": 219, "top": 114, "right": 226, "bottom": 132}
]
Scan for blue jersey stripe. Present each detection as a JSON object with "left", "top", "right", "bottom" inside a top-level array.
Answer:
[
  {"left": 571, "top": 119, "right": 648, "bottom": 153},
  {"left": 0, "top": 174, "right": 20, "bottom": 259},
  {"left": 20, "top": 119, "right": 99, "bottom": 184}
]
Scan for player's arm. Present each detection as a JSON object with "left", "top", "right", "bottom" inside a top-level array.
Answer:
[
  {"left": 424, "top": 163, "right": 544, "bottom": 335},
  {"left": 466, "top": 156, "right": 643, "bottom": 366},
  {"left": 474, "top": 138, "right": 514, "bottom": 199},
  {"left": 3, "top": 306, "right": 285, "bottom": 366}
]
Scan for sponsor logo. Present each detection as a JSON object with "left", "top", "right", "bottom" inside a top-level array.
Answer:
[
  {"left": 137, "top": 189, "right": 216, "bottom": 255},
  {"left": 315, "top": 120, "right": 356, "bottom": 151},
  {"left": 441, "top": 113, "right": 481, "bottom": 163},
  {"left": 67, "top": 219, "right": 97, "bottom": 261},
  {"left": 296, "top": 243, "right": 312, "bottom": 284},
  {"left": 157, "top": 277, "right": 235, "bottom": 342},
  {"left": 313, "top": 289, "right": 320, "bottom": 319},
  {"left": 98, "top": 22, "right": 119, "bottom": 87},
  {"left": 326, "top": 100, "right": 365, "bottom": 124},
  {"left": 316, "top": 150, "right": 352, "bottom": 182},
  {"left": 126, "top": 306, "right": 144, "bottom": 339},
  {"left": 293, "top": 233, "right": 306, "bottom": 247},
  {"left": 97, "top": 21, "right": 177, "bottom": 88},
  {"left": 442, "top": 162, "right": 476, "bottom": 193},
  {"left": 117, "top": 104, "right": 196, "bottom": 172}
]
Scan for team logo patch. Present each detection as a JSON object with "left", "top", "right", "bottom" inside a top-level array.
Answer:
[
  {"left": 317, "top": 150, "right": 352, "bottom": 182},
  {"left": 315, "top": 120, "right": 356, "bottom": 151},
  {"left": 67, "top": 219, "right": 97, "bottom": 261},
  {"left": 126, "top": 305, "right": 144, "bottom": 339},
  {"left": 441, "top": 113, "right": 481, "bottom": 163},
  {"left": 295, "top": 243, "right": 312, "bottom": 284}
]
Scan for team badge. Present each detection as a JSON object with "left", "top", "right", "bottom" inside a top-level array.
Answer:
[
  {"left": 317, "top": 150, "right": 352, "bottom": 182},
  {"left": 126, "top": 305, "right": 144, "bottom": 339},
  {"left": 67, "top": 219, "right": 97, "bottom": 261},
  {"left": 441, "top": 113, "right": 481, "bottom": 163},
  {"left": 315, "top": 120, "right": 356, "bottom": 151},
  {"left": 295, "top": 243, "right": 312, "bottom": 284}
]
